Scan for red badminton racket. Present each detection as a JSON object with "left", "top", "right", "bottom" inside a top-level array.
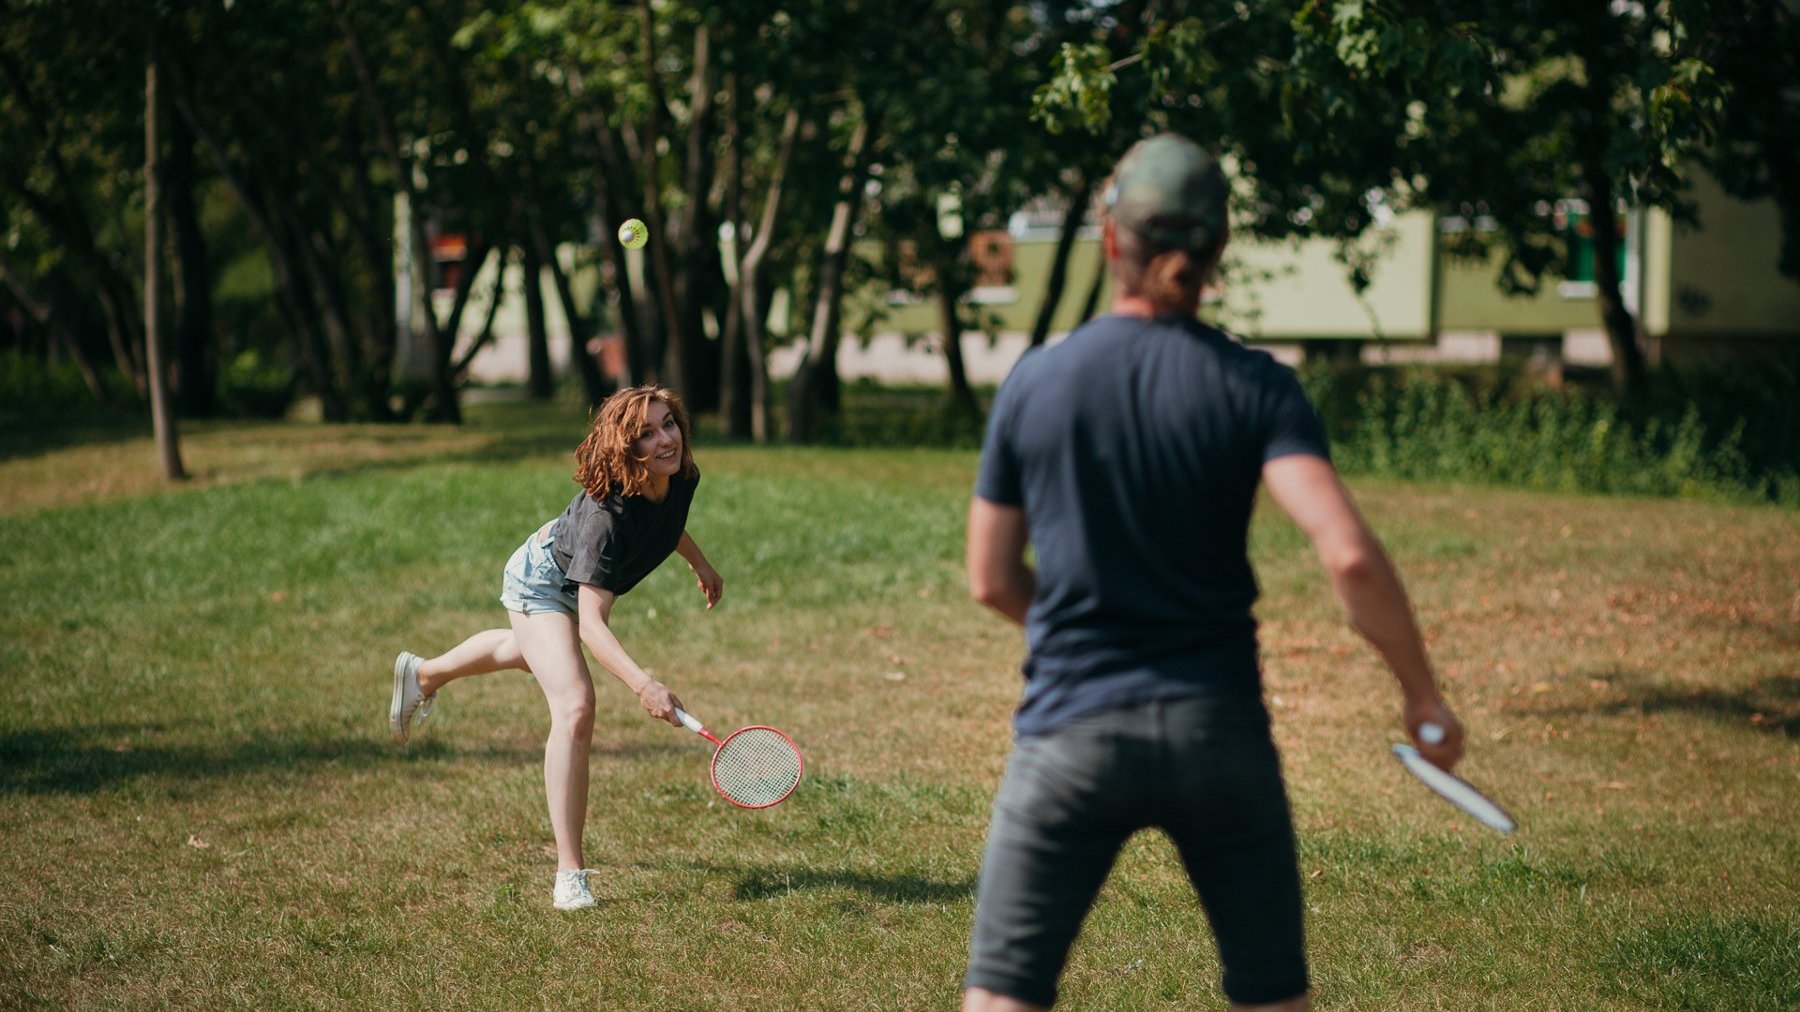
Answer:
[{"left": 674, "top": 707, "right": 803, "bottom": 809}]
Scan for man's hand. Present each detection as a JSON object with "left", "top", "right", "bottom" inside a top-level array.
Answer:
[{"left": 1404, "top": 696, "right": 1465, "bottom": 771}]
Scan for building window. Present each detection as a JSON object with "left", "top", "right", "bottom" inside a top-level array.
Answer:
[
  {"left": 1556, "top": 200, "right": 1596, "bottom": 288},
  {"left": 1552, "top": 200, "right": 1628, "bottom": 299}
]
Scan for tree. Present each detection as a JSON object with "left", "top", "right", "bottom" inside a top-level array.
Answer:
[
  {"left": 867, "top": 0, "right": 1077, "bottom": 417},
  {"left": 1289, "top": 1, "right": 1800, "bottom": 393},
  {"left": 169, "top": 0, "right": 409, "bottom": 422},
  {"left": 0, "top": 2, "right": 152, "bottom": 397},
  {"left": 783, "top": 0, "right": 965, "bottom": 441},
  {"left": 144, "top": 39, "right": 187, "bottom": 480},
  {"left": 1036, "top": 1, "right": 1800, "bottom": 395}
]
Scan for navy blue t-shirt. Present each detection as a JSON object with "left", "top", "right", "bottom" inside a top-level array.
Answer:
[{"left": 974, "top": 314, "right": 1330, "bottom": 736}]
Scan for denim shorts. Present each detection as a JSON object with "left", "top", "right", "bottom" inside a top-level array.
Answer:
[
  {"left": 499, "top": 523, "right": 579, "bottom": 616},
  {"left": 964, "top": 694, "right": 1307, "bottom": 1007}
]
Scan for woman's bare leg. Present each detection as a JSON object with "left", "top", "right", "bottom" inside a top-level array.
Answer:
[
  {"left": 506, "top": 610, "right": 595, "bottom": 870},
  {"left": 418, "top": 628, "right": 527, "bottom": 694}
]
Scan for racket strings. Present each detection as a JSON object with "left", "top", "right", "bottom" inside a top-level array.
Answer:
[{"left": 712, "top": 728, "right": 802, "bottom": 808}]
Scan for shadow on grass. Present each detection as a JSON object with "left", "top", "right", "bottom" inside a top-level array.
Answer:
[
  {"left": 0, "top": 412, "right": 148, "bottom": 462},
  {"left": 0, "top": 396, "right": 575, "bottom": 475},
  {"left": 0, "top": 724, "right": 682, "bottom": 796},
  {"left": 1549, "top": 670, "right": 1800, "bottom": 737},
  {"left": 687, "top": 859, "right": 973, "bottom": 904}
]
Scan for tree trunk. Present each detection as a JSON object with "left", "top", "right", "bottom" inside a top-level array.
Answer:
[
  {"left": 1076, "top": 252, "right": 1106, "bottom": 326},
  {"left": 533, "top": 220, "right": 608, "bottom": 406},
  {"left": 341, "top": 121, "right": 400, "bottom": 421},
  {"left": 165, "top": 98, "right": 216, "bottom": 416},
  {"left": 935, "top": 262, "right": 979, "bottom": 418},
  {"left": 333, "top": 0, "right": 462, "bottom": 422},
  {"left": 637, "top": 0, "right": 686, "bottom": 397},
  {"left": 1571, "top": 38, "right": 1648, "bottom": 397},
  {"left": 568, "top": 71, "right": 649, "bottom": 386},
  {"left": 0, "top": 258, "right": 112, "bottom": 406},
  {"left": 1029, "top": 175, "right": 1091, "bottom": 348},
  {"left": 522, "top": 242, "right": 553, "bottom": 399},
  {"left": 787, "top": 107, "right": 881, "bottom": 442},
  {"left": 718, "top": 72, "right": 751, "bottom": 437},
  {"left": 1583, "top": 172, "right": 1647, "bottom": 395},
  {"left": 277, "top": 197, "right": 364, "bottom": 410},
  {"left": 739, "top": 108, "right": 802, "bottom": 445},
  {"left": 267, "top": 215, "right": 349, "bottom": 421},
  {"left": 453, "top": 249, "right": 509, "bottom": 377},
  {"left": 676, "top": 22, "right": 720, "bottom": 413},
  {"left": 178, "top": 94, "right": 330, "bottom": 418},
  {"left": 0, "top": 183, "right": 144, "bottom": 400},
  {"left": 0, "top": 50, "right": 147, "bottom": 396},
  {"left": 144, "top": 55, "right": 186, "bottom": 480},
  {"left": 424, "top": 239, "right": 495, "bottom": 421}
]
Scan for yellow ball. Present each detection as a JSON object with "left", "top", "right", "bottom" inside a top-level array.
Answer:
[{"left": 617, "top": 218, "right": 648, "bottom": 250}]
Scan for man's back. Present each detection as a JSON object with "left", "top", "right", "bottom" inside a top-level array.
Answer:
[{"left": 976, "top": 313, "right": 1328, "bottom": 733}]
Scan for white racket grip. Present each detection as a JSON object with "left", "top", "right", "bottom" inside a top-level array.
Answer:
[
  {"left": 674, "top": 707, "right": 707, "bottom": 736},
  {"left": 1419, "top": 722, "right": 1446, "bottom": 745}
]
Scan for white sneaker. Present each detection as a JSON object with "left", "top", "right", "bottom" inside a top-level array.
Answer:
[
  {"left": 553, "top": 869, "right": 598, "bottom": 911},
  {"left": 389, "top": 651, "right": 435, "bottom": 744}
]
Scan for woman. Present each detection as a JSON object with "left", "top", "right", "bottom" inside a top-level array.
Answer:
[{"left": 388, "top": 384, "right": 723, "bottom": 910}]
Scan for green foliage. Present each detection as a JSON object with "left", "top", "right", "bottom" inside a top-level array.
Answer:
[
  {"left": 0, "top": 348, "right": 299, "bottom": 422},
  {"left": 1029, "top": 0, "right": 1800, "bottom": 400},
  {"left": 6, "top": 0, "right": 1797, "bottom": 430},
  {"left": 216, "top": 349, "right": 295, "bottom": 420},
  {"left": 0, "top": 352, "right": 111, "bottom": 414},
  {"left": 1030, "top": 42, "right": 1116, "bottom": 135},
  {"left": 1302, "top": 363, "right": 1800, "bottom": 505},
  {"left": 755, "top": 366, "right": 1800, "bottom": 507},
  {"left": 766, "top": 380, "right": 989, "bottom": 450},
  {"left": 0, "top": 352, "right": 142, "bottom": 420}
]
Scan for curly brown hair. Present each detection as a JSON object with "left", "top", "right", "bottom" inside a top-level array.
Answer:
[{"left": 572, "top": 385, "right": 698, "bottom": 499}]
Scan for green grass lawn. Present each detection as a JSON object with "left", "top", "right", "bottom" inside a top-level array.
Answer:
[{"left": 2, "top": 400, "right": 1796, "bottom": 1009}]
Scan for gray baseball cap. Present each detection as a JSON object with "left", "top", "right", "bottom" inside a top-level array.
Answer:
[{"left": 1102, "top": 134, "right": 1229, "bottom": 252}]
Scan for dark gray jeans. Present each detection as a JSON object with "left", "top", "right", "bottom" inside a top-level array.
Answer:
[{"left": 964, "top": 694, "right": 1308, "bottom": 1007}]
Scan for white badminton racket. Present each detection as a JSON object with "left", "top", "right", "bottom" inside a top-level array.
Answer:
[
  {"left": 674, "top": 707, "right": 803, "bottom": 809},
  {"left": 1392, "top": 722, "right": 1516, "bottom": 833}
]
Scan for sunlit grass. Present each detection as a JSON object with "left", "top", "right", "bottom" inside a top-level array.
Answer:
[{"left": 1, "top": 399, "right": 1795, "bottom": 1009}]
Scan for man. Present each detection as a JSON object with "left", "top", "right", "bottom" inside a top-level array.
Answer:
[{"left": 962, "top": 134, "right": 1466, "bottom": 1012}]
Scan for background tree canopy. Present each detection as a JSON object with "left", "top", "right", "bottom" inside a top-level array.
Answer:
[{"left": 3, "top": 0, "right": 1796, "bottom": 432}]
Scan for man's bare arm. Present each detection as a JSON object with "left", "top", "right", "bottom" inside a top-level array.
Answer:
[
  {"left": 966, "top": 497, "right": 1034, "bottom": 626},
  {"left": 1262, "top": 454, "right": 1464, "bottom": 769}
]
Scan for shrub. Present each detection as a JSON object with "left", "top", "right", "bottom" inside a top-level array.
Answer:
[
  {"left": 0, "top": 351, "right": 136, "bottom": 415},
  {"left": 1300, "top": 362, "right": 1799, "bottom": 506},
  {"left": 217, "top": 349, "right": 296, "bottom": 419}
]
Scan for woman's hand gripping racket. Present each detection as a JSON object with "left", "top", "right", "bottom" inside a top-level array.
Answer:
[
  {"left": 1392, "top": 722, "right": 1516, "bottom": 834},
  {"left": 673, "top": 707, "right": 803, "bottom": 809}
]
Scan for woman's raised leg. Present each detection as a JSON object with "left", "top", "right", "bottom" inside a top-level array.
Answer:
[{"left": 417, "top": 628, "right": 528, "bottom": 694}]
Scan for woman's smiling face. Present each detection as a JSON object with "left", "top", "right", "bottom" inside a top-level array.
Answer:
[{"left": 634, "top": 399, "right": 684, "bottom": 478}]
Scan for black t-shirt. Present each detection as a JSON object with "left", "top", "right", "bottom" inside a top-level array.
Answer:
[
  {"left": 549, "top": 472, "right": 698, "bottom": 596},
  {"left": 974, "top": 314, "right": 1330, "bottom": 735}
]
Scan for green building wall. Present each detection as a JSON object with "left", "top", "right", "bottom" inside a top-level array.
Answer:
[{"left": 1664, "top": 172, "right": 1800, "bottom": 342}]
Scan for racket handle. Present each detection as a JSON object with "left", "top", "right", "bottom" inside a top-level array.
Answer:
[
  {"left": 1419, "top": 722, "right": 1446, "bottom": 746},
  {"left": 674, "top": 707, "right": 707, "bottom": 735}
]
